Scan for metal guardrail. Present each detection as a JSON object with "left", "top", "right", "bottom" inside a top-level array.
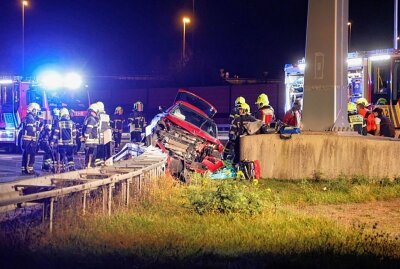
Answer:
[{"left": 0, "top": 146, "right": 167, "bottom": 232}]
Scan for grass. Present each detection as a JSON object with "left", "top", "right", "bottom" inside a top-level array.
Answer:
[{"left": 1, "top": 175, "right": 400, "bottom": 268}]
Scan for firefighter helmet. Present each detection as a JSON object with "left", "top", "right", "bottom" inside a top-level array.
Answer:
[
  {"left": 27, "top": 102, "right": 40, "bottom": 113},
  {"left": 376, "top": 98, "right": 387, "bottom": 105},
  {"left": 347, "top": 102, "right": 357, "bottom": 112},
  {"left": 88, "top": 103, "right": 98, "bottom": 113},
  {"left": 115, "top": 106, "right": 123, "bottom": 114},
  {"left": 53, "top": 108, "right": 60, "bottom": 117},
  {"left": 235, "top": 96, "right": 245, "bottom": 107},
  {"left": 239, "top": 102, "right": 250, "bottom": 114},
  {"left": 60, "top": 108, "right": 70, "bottom": 118},
  {"left": 134, "top": 101, "right": 143, "bottom": 112},
  {"left": 356, "top": 97, "right": 369, "bottom": 106},
  {"left": 255, "top": 93, "right": 269, "bottom": 108},
  {"left": 96, "top": 101, "right": 105, "bottom": 113}
]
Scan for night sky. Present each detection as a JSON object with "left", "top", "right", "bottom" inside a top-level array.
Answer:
[{"left": 0, "top": 0, "right": 396, "bottom": 82}]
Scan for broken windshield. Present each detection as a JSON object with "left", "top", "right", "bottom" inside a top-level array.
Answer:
[{"left": 171, "top": 104, "right": 217, "bottom": 138}]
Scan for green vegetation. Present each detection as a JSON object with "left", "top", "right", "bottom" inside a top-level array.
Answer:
[{"left": 1, "top": 176, "right": 400, "bottom": 268}]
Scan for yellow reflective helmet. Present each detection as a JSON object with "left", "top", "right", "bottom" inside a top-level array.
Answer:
[
  {"left": 235, "top": 96, "right": 246, "bottom": 107},
  {"left": 239, "top": 102, "right": 250, "bottom": 114},
  {"left": 255, "top": 93, "right": 269, "bottom": 108},
  {"left": 115, "top": 106, "right": 123, "bottom": 114},
  {"left": 96, "top": 101, "right": 105, "bottom": 113},
  {"left": 356, "top": 97, "right": 369, "bottom": 106},
  {"left": 27, "top": 102, "right": 40, "bottom": 113},
  {"left": 60, "top": 108, "right": 70, "bottom": 118},
  {"left": 376, "top": 98, "right": 387, "bottom": 105},
  {"left": 347, "top": 102, "right": 357, "bottom": 112}
]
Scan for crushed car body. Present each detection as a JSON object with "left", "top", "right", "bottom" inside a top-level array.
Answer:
[{"left": 146, "top": 89, "right": 224, "bottom": 181}]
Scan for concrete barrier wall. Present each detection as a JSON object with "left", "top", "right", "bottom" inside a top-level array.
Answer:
[{"left": 241, "top": 132, "right": 400, "bottom": 180}]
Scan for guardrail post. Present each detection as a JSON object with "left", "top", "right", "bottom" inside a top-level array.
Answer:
[
  {"left": 49, "top": 197, "right": 54, "bottom": 233},
  {"left": 102, "top": 186, "right": 107, "bottom": 215},
  {"left": 107, "top": 184, "right": 112, "bottom": 217},
  {"left": 121, "top": 181, "right": 126, "bottom": 206},
  {"left": 82, "top": 190, "right": 87, "bottom": 215},
  {"left": 126, "top": 179, "right": 131, "bottom": 206}
]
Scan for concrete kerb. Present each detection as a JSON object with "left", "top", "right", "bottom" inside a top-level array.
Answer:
[{"left": 240, "top": 132, "right": 400, "bottom": 180}]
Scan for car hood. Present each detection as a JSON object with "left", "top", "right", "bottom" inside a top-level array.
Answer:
[{"left": 174, "top": 89, "right": 217, "bottom": 118}]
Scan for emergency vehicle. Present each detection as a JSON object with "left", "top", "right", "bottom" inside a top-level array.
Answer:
[
  {"left": 0, "top": 73, "right": 89, "bottom": 152},
  {"left": 284, "top": 49, "right": 400, "bottom": 130}
]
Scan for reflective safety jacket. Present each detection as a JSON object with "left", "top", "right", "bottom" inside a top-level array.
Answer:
[
  {"left": 83, "top": 114, "right": 99, "bottom": 145},
  {"left": 128, "top": 111, "right": 147, "bottom": 133},
  {"left": 229, "top": 107, "right": 239, "bottom": 124},
  {"left": 21, "top": 113, "right": 40, "bottom": 142},
  {"left": 255, "top": 105, "right": 275, "bottom": 125},
  {"left": 358, "top": 108, "right": 376, "bottom": 133},
  {"left": 348, "top": 111, "right": 364, "bottom": 134},
  {"left": 229, "top": 114, "right": 258, "bottom": 141},
  {"left": 54, "top": 117, "right": 77, "bottom": 145},
  {"left": 111, "top": 114, "right": 124, "bottom": 132}
]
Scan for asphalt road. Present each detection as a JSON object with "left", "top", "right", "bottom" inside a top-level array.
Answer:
[{"left": 0, "top": 152, "right": 85, "bottom": 183}]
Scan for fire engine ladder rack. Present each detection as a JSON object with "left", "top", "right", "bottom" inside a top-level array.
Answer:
[{"left": 0, "top": 146, "right": 167, "bottom": 233}]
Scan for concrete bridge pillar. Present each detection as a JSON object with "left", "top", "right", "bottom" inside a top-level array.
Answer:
[{"left": 302, "top": 0, "right": 349, "bottom": 131}]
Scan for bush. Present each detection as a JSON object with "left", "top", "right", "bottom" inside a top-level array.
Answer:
[{"left": 188, "top": 181, "right": 264, "bottom": 215}]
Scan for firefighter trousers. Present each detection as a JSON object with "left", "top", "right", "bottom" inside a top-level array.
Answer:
[
  {"left": 59, "top": 145, "right": 75, "bottom": 171},
  {"left": 113, "top": 131, "right": 122, "bottom": 148},
  {"left": 41, "top": 143, "right": 54, "bottom": 171},
  {"left": 85, "top": 145, "right": 97, "bottom": 168},
  {"left": 21, "top": 141, "right": 37, "bottom": 174},
  {"left": 130, "top": 131, "right": 143, "bottom": 143}
]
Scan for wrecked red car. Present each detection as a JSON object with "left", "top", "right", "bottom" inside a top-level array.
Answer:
[{"left": 146, "top": 89, "right": 224, "bottom": 182}]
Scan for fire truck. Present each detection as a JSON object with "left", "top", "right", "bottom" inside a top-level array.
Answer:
[
  {"left": 284, "top": 49, "right": 400, "bottom": 131},
  {"left": 0, "top": 74, "right": 89, "bottom": 152}
]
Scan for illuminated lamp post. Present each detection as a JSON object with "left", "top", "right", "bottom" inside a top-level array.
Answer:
[
  {"left": 182, "top": 17, "right": 190, "bottom": 61},
  {"left": 22, "top": 1, "right": 29, "bottom": 76},
  {"left": 347, "top": 22, "right": 352, "bottom": 51}
]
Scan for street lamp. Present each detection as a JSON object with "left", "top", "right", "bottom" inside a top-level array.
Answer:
[
  {"left": 22, "top": 1, "right": 29, "bottom": 75},
  {"left": 347, "top": 22, "right": 352, "bottom": 51},
  {"left": 182, "top": 17, "right": 190, "bottom": 61}
]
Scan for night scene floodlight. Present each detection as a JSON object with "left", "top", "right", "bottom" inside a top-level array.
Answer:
[
  {"left": 369, "top": 55, "right": 391, "bottom": 61},
  {"left": 347, "top": 58, "right": 362, "bottom": 67},
  {"left": 0, "top": 79, "right": 13, "bottom": 84},
  {"left": 64, "top": 72, "right": 83, "bottom": 89},
  {"left": 38, "top": 71, "right": 63, "bottom": 90},
  {"left": 183, "top": 17, "right": 190, "bottom": 24}
]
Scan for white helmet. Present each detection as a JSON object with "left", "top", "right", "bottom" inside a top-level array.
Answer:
[
  {"left": 27, "top": 102, "right": 40, "bottom": 113},
  {"left": 60, "top": 108, "right": 70, "bottom": 118},
  {"left": 53, "top": 108, "right": 60, "bottom": 117},
  {"left": 96, "top": 101, "right": 105, "bottom": 113},
  {"left": 88, "top": 103, "right": 98, "bottom": 113}
]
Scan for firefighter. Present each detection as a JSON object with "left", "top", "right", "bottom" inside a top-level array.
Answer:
[
  {"left": 229, "top": 96, "right": 246, "bottom": 123},
  {"left": 356, "top": 98, "right": 376, "bottom": 135},
  {"left": 82, "top": 103, "right": 100, "bottom": 168},
  {"left": 129, "top": 101, "right": 147, "bottom": 143},
  {"left": 54, "top": 108, "right": 77, "bottom": 171},
  {"left": 38, "top": 123, "right": 54, "bottom": 172},
  {"left": 347, "top": 102, "right": 364, "bottom": 135},
  {"left": 111, "top": 106, "right": 125, "bottom": 149},
  {"left": 52, "top": 108, "right": 60, "bottom": 126},
  {"left": 21, "top": 102, "right": 41, "bottom": 175},
  {"left": 372, "top": 107, "right": 395, "bottom": 137},
  {"left": 224, "top": 102, "right": 257, "bottom": 164},
  {"left": 254, "top": 93, "right": 275, "bottom": 127},
  {"left": 283, "top": 99, "right": 302, "bottom": 128},
  {"left": 95, "top": 101, "right": 112, "bottom": 166}
]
